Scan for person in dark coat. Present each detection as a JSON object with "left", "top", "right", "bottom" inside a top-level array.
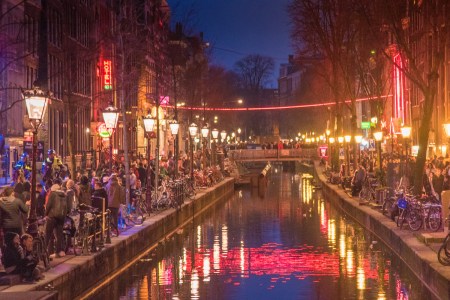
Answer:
[
  {"left": 106, "top": 174, "right": 123, "bottom": 233},
  {"left": 1, "top": 232, "right": 24, "bottom": 275},
  {"left": 45, "top": 183, "right": 68, "bottom": 257},
  {"left": 0, "top": 187, "right": 29, "bottom": 236},
  {"left": 78, "top": 175, "right": 92, "bottom": 206},
  {"left": 92, "top": 181, "right": 108, "bottom": 211},
  {"left": 137, "top": 163, "right": 147, "bottom": 187},
  {"left": 36, "top": 184, "right": 46, "bottom": 218}
]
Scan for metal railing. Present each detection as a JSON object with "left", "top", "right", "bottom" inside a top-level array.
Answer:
[{"left": 229, "top": 148, "right": 317, "bottom": 161}]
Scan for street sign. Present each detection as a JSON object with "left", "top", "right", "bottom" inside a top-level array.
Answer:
[{"left": 361, "top": 121, "right": 371, "bottom": 129}]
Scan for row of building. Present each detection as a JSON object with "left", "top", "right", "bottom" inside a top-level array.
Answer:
[
  {"left": 0, "top": 0, "right": 208, "bottom": 174},
  {"left": 278, "top": 1, "right": 450, "bottom": 158}
]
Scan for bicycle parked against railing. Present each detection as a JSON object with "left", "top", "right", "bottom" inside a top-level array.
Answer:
[
  {"left": 28, "top": 217, "right": 51, "bottom": 270},
  {"left": 411, "top": 195, "right": 442, "bottom": 232},
  {"left": 359, "top": 177, "right": 379, "bottom": 204},
  {"left": 396, "top": 195, "right": 422, "bottom": 230}
]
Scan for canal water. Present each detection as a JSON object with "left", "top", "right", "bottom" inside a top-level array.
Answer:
[{"left": 88, "top": 165, "right": 435, "bottom": 300}]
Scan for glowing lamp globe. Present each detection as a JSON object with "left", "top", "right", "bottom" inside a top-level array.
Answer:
[
  {"left": 189, "top": 123, "right": 198, "bottom": 137},
  {"left": 102, "top": 104, "right": 120, "bottom": 130}
]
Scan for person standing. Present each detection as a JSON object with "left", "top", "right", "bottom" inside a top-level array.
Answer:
[
  {"left": 45, "top": 182, "right": 68, "bottom": 257},
  {"left": 106, "top": 174, "right": 123, "bottom": 234},
  {"left": 137, "top": 162, "right": 147, "bottom": 187},
  {"left": 92, "top": 181, "right": 108, "bottom": 210},
  {"left": 0, "top": 187, "right": 30, "bottom": 237},
  {"left": 78, "top": 175, "right": 92, "bottom": 206}
]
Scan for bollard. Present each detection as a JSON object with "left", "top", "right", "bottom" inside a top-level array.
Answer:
[
  {"left": 98, "top": 212, "right": 105, "bottom": 249},
  {"left": 81, "top": 217, "right": 90, "bottom": 255},
  {"left": 442, "top": 191, "right": 450, "bottom": 232},
  {"left": 105, "top": 209, "right": 112, "bottom": 244},
  {"left": 90, "top": 215, "right": 98, "bottom": 253}
]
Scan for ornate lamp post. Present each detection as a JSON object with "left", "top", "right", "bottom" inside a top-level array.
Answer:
[
  {"left": 189, "top": 123, "right": 198, "bottom": 180},
  {"left": 169, "top": 120, "right": 180, "bottom": 176},
  {"left": 23, "top": 87, "right": 50, "bottom": 235},
  {"left": 355, "top": 135, "right": 363, "bottom": 164},
  {"left": 220, "top": 130, "right": 227, "bottom": 144},
  {"left": 201, "top": 125, "right": 209, "bottom": 169},
  {"left": 374, "top": 131, "right": 384, "bottom": 171},
  {"left": 143, "top": 114, "right": 156, "bottom": 210},
  {"left": 401, "top": 126, "right": 412, "bottom": 156},
  {"left": 102, "top": 104, "right": 120, "bottom": 175},
  {"left": 344, "top": 135, "right": 351, "bottom": 176},
  {"left": 329, "top": 137, "right": 335, "bottom": 170},
  {"left": 211, "top": 128, "right": 219, "bottom": 166}
]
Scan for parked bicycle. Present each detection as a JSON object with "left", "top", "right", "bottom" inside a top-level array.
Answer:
[
  {"left": 28, "top": 217, "right": 51, "bottom": 270},
  {"left": 359, "top": 177, "right": 379, "bottom": 204},
  {"left": 438, "top": 230, "right": 450, "bottom": 265}
]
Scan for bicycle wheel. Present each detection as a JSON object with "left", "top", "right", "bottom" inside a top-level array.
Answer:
[
  {"left": 131, "top": 207, "right": 145, "bottom": 225},
  {"left": 428, "top": 206, "right": 442, "bottom": 232},
  {"left": 438, "top": 236, "right": 450, "bottom": 265},
  {"left": 33, "top": 238, "right": 50, "bottom": 270},
  {"left": 407, "top": 208, "right": 423, "bottom": 231},
  {"left": 382, "top": 198, "right": 394, "bottom": 216},
  {"left": 397, "top": 209, "right": 406, "bottom": 228},
  {"left": 359, "top": 186, "right": 369, "bottom": 201}
]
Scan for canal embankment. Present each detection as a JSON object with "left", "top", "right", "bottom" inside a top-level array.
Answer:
[
  {"left": 0, "top": 178, "right": 234, "bottom": 300},
  {"left": 311, "top": 161, "right": 450, "bottom": 300}
]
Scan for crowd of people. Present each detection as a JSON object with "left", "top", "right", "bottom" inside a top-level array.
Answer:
[
  {"left": 0, "top": 144, "right": 227, "bottom": 283},
  {"left": 342, "top": 149, "right": 450, "bottom": 201}
]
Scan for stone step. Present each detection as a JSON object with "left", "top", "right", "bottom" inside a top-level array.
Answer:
[{"left": 415, "top": 231, "right": 447, "bottom": 245}]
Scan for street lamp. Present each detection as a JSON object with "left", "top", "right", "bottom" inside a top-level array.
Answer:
[
  {"left": 220, "top": 130, "right": 227, "bottom": 143},
  {"left": 211, "top": 128, "right": 219, "bottom": 166},
  {"left": 189, "top": 123, "right": 198, "bottom": 179},
  {"left": 374, "top": 131, "right": 383, "bottom": 171},
  {"left": 201, "top": 125, "right": 209, "bottom": 168},
  {"left": 344, "top": 135, "right": 351, "bottom": 176},
  {"left": 169, "top": 120, "right": 180, "bottom": 176},
  {"left": 355, "top": 135, "right": 363, "bottom": 164},
  {"left": 23, "top": 87, "right": 50, "bottom": 235},
  {"left": 143, "top": 114, "right": 156, "bottom": 210},
  {"left": 102, "top": 103, "right": 120, "bottom": 175},
  {"left": 401, "top": 126, "right": 412, "bottom": 156}
]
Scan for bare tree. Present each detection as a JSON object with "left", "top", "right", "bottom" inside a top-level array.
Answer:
[
  {"left": 234, "top": 54, "right": 274, "bottom": 95},
  {"left": 359, "top": 0, "right": 450, "bottom": 194}
]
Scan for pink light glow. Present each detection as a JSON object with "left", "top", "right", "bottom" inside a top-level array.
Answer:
[
  {"left": 393, "top": 53, "right": 406, "bottom": 122},
  {"left": 162, "top": 95, "right": 392, "bottom": 112}
]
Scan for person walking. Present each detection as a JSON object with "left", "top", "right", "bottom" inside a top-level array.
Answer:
[
  {"left": 106, "top": 174, "right": 123, "bottom": 234},
  {"left": 78, "top": 175, "right": 92, "bottom": 206},
  {"left": 45, "top": 182, "right": 68, "bottom": 257},
  {"left": 0, "top": 187, "right": 30, "bottom": 237}
]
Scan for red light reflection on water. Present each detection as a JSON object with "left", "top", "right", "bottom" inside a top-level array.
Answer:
[{"left": 156, "top": 242, "right": 389, "bottom": 287}]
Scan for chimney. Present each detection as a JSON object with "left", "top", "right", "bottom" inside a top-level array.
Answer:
[{"left": 288, "top": 55, "right": 294, "bottom": 64}]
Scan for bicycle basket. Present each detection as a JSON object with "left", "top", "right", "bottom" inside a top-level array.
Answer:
[{"left": 397, "top": 198, "right": 408, "bottom": 209}]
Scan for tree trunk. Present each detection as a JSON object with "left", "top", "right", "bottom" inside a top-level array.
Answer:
[
  {"left": 66, "top": 101, "right": 76, "bottom": 179},
  {"left": 119, "top": 35, "right": 130, "bottom": 208},
  {"left": 413, "top": 89, "right": 435, "bottom": 195}
]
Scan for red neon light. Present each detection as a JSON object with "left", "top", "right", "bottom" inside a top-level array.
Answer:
[
  {"left": 164, "top": 95, "right": 392, "bottom": 112},
  {"left": 393, "top": 54, "right": 405, "bottom": 122},
  {"left": 103, "top": 60, "right": 112, "bottom": 90}
]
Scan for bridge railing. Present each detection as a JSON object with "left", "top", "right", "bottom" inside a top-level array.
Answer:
[{"left": 229, "top": 148, "right": 318, "bottom": 160}]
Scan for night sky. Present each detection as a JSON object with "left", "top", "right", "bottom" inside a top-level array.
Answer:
[{"left": 168, "top": 0, "right": 293, "bottom": 87}]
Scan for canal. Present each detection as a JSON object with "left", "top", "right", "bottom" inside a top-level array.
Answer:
[{"left": 86, "top": 165, "right": 435, "bottom": 300}]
